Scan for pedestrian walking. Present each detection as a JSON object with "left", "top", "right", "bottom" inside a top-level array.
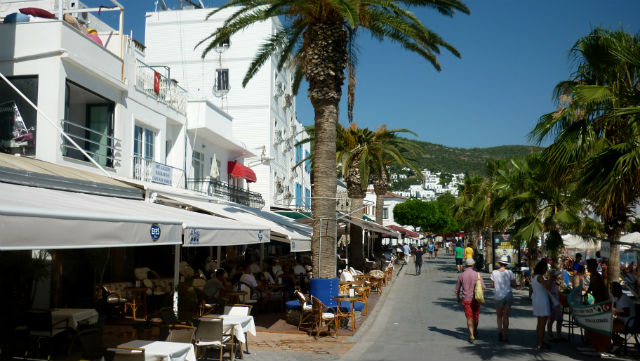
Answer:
[
  {"left": 455, "top": 242, "right": 464, "bottom": 273},
  {"left": 428, "top": 242, "right": 434, "bottom": 259},
  {"left": 403, "top": 243, "right": 411, "bottom": 264},
  {"left": 434, "top": 242, "right": 439, "bottom": 259},
  {"left": 415, "top": 247, "right": 424, "bottom": 275},
  {"left": 456, "top": 258, "right": 485, "bottom": 343},
  {"left": 464, "top": 242, "right": 474, "bottom": 260},
  {"left": 531, "top": 260, "right": 553, "bottom": 350},
  {"left": 490, "top": 256, "right": 515, "bottom": 342}
]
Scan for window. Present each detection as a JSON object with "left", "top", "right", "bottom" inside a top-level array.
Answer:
[
  {"left": 63, "top": 80, "right": 115, "bottom": 167},
  {"left": 134, "top": 125, "right": 154, "bottom": 160},
  {"left": 295, "top": 144, "right": 302, "bottom": 164},
  {"left": 192, "top": 151, "right": 203, "bottom": 179},
  {"left": 304, "top": 188, "right": 311, "bottom": 209},
  {"left": 305, "top": 150, "right": 310, "bottom": 173},
  {"left": 215, "top": 69, "right": 229, "bottom": 92},
  {"left": 0, "top": 75, "right": 38, "bottom": 157},
  {"left": 383, "top": 207, "right": 389, "bottom": 220},
  {"left": 295, "top": 182, "right": 302, "bottom": 207},
  {"left": 165, "top": 139, "right": 172, "bottom": 163}
]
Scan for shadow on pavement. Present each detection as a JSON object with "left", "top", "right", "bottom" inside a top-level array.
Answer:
[{"left": 429, "top": 326, "right": 579, "bottom": 361}]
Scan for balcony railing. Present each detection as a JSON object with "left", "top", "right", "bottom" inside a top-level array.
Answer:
[
  {"left": 135, "top": 60, "right": 187, "bottom": 113},
  {"left": 187, "top": 178, "right": 265, "bottom": 209},
  {"left": 61, "top": 119, "right": 121, "bottom": 168},
  {"left": 133, "top": 156, "right": 185, "bottom": 188}
]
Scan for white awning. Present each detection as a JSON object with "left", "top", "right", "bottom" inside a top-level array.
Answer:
[
  {"left": 160, "top": 194, "right": 312, "bottom": 251},
  {"left": 338, "top": 213, "right": 399, "bottom": 237},
  {"left": 0, "top": 182, "right": 269, "bottom": 250}
]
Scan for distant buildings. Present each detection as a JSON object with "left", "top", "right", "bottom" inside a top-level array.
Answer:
[{"left": 393, "top": 169, "right": 464, "bottom": 200}]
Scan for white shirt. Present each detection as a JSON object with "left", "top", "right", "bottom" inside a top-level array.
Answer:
[
  {"left": 490, "top": 268, "right": 515, "bottom": 300},
  {"left": 403, "top": 245, "right": 410, "bottom": 255},
  {"left": 615, "top": 294, "right": 636, "bottom": 327},
  {"left": 239, "top": 273, "right": 258, "bottom": 288}
]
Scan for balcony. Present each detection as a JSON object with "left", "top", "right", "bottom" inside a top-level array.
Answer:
[
  {"left": 61, "top": 119, "right": 121, "bottom": 168},
  {"left": 187, "top": 178, "right": 265, "bottom": 209},
  {"left": 135, "top": 59, "right": 187, "bottom": 113},
  {"left": 133, "top": 156, "right": 185, "bottom": 188}
]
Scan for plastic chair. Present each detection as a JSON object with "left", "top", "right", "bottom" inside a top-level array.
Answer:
[
  {"left": 194, "top": 317, "right": 234, "bottom": 361},
  {"left": 166, "top": 324, "right": 197, "bottom": 343},
  {"left": 224, "top": 304, "right": 252, "bottom": 316}
]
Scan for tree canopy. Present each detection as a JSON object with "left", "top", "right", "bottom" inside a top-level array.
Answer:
[{"left": 393, "top": 199, "right": 458, "bottom": 234}]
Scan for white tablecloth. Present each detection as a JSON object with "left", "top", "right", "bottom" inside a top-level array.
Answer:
[
  {"left": 51, "top": 308, "right": 99, "bottom": 329},
  {"left": 200, "top": 315, "right": 256, "bottom": 344},
  {"left": 118, "top": 340, "right": 196, "bottom": 361}
]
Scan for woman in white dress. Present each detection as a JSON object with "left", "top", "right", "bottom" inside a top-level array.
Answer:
[{"left": 531, "top": 260, "right": 553, "bottom": 350}]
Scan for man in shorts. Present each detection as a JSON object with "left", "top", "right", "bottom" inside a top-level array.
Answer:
[
  {"left": 455, "top": 242, "right": 464, "bottom": 272},
  {"left": 456, "top": 258, "right": 485, "bottom": 343},
  {"left": 428, "top": 242, "right": 434, "bottom": 259}
]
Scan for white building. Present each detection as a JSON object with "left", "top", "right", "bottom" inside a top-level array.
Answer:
[
  {"left": 144, "top": 6, "right": 311, "bottom": 211},
  {"left": 0, "top": 0, "right": 266, "bottom": 208},
  {"left": 363, "top": 186, "right": 407, "bottom": 227}
]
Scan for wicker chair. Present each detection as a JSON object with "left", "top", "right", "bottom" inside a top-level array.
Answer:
[
  {"left": 295, "top": 290, "right": 313, "bottom": 331},
  {"left": 310, "top": 296, "right": 335, "bottom": 338}
]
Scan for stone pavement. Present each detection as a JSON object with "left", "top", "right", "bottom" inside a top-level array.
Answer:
[
  {"left": 240, "top": 254, "right": 638, "bottom": 361},
  {"left": 342, "top": 254, "right": 634, "bottom": 361}
]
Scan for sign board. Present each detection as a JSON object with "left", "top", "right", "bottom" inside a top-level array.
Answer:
[
  {"left": 492, "top": 233, "right": 519, "bottom": 267},
  {"left": 151, "top": 162, "right": 173, "bottom": 185},
  {"left": 600, "top": 241, "right": 610, "bottom": 259}
]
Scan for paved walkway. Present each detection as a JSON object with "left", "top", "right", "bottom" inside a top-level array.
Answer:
[{"left": 341, "top": 254, "right": 621, "bottom": 361}]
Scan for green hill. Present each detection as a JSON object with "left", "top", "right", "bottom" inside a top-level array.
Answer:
[{"left": 402, "top": 140, "right": 542, "bottom": 175}]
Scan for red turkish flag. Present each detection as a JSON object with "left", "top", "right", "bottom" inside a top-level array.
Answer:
[{"left": 153, "top": 71, "right": 160, "bottom": 94}]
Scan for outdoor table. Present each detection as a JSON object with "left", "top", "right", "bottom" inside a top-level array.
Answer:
[
  {"left": 200, "top": 314, "right": 256, "bottom": 358},
  {"left": 333, "top": 295, "right": 360, "bottom": 331},
  {"left": 118, "top": 340, "right": 196, "bottom": 361},
  {"left": 51, "top": 308, "right": 99, "bottom": 330}
]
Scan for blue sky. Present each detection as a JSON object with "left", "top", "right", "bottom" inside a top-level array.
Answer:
[{"left": 87, "top": 0, "right": 640, "bottom": 148}]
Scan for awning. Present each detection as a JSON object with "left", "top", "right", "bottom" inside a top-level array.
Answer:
[
  {"left": 388, "top": 225, "right": 420, "bottom": 238},
  {"left": 0, "top": 182, "right": 182, "bottom": 250},
  {"left": 159, "top": 194, "right": 312, "bottom": 252},
  {"left": 0, "top": 182, "right": 270, "bottom": 250},
  {"left": 338, "top": 213, "right": 399, "bottom": 237},
  {"left": 228, "top": 161, "right": 257, "bottom": 183}
]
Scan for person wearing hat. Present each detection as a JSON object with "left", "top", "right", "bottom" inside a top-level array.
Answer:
[
  {"left": 490, "top": 255, "right": 516, "bottom": 342},
  {"left": 455, "top": 257, "right": 485, "bottom": 343}
]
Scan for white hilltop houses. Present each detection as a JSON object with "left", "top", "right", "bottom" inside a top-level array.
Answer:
[
  {"left": 393, "top": 169, "right": 465, "bottom": 200},
  {"left": 144, "top": 5, "right": 310, "bottom": 211}
]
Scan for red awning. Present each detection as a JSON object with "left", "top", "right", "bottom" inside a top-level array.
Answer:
[
  {"left": 387, "top": 225, "right": 419, "bottom": 238},
  {"left": 228, "top": 161, "right": 257, "bottom": 183}
]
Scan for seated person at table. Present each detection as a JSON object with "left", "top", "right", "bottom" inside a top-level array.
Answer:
[
  {"left": 249, "top": 261, "right": 262, "bottom": 274},
  {"left": 230, "top": 265, "right": 245, "bottom": 285},
  {"left": 278, "top": 265, "right": 296, "bottom": 300},
  {"left": 203, "top": 269, "right": 229, "bottom": 307},
  {"left": 240, "top": 266, "right": 259, "bottom": 289},
  {"left": 612, "top": 282, "right": 635, "bottom": 335}
]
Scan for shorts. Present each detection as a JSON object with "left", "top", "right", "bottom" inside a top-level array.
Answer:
[
  {"left": 494, "top": 294, "right": 513, "bottom": 309},
  {"left": 462, "top": 300, "right": 480, "bottom": 320},
  {"left": 455, "top": 258, "right": 463, "bottom": 265}
]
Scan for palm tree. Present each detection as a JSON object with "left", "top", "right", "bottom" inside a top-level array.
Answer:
[
  {"left": 530, "top": 28, "right": 640, "bottom": 283},
  {"left": 338, "top": 124, "right": 422, "bottom": 269},
  {"left": 199, "top": 0, "right": 469, "bottom": 278}
]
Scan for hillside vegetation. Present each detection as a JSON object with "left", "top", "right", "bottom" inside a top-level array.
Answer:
[{"left": 401, "top": 139, "right": 542, "bottom": 175}]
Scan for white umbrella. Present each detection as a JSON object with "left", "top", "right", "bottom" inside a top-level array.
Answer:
[
  {"left": 209, "top": 154, "right": 219, "bottom": 179},
  {"left": 620, "top": 232, "right": 640, "bottom": 245}
]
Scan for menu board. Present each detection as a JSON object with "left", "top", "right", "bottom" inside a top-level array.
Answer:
[{"left": 493, "top": 233, "right": 519, "bottom": 267}]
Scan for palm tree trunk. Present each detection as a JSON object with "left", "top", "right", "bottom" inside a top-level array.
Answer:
[
  {"left": 349, "top": 197, "right": 365, "bottom": 271},
  {"left": 604, "top": 217, "right": 625, "bottom": 288},
  {"left": 304, "top": 23, "right": 347, "bottom": 279}
]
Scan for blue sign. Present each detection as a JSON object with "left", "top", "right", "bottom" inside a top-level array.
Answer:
[
  {"left": 189, "top": 229, "right": 200, "bottom": 245},
  {"left": 150, "top": 224, "right": 161, "bottom": 241},
  {"left": 258, "top": 231, "right": 263, "bottom": 241}
]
